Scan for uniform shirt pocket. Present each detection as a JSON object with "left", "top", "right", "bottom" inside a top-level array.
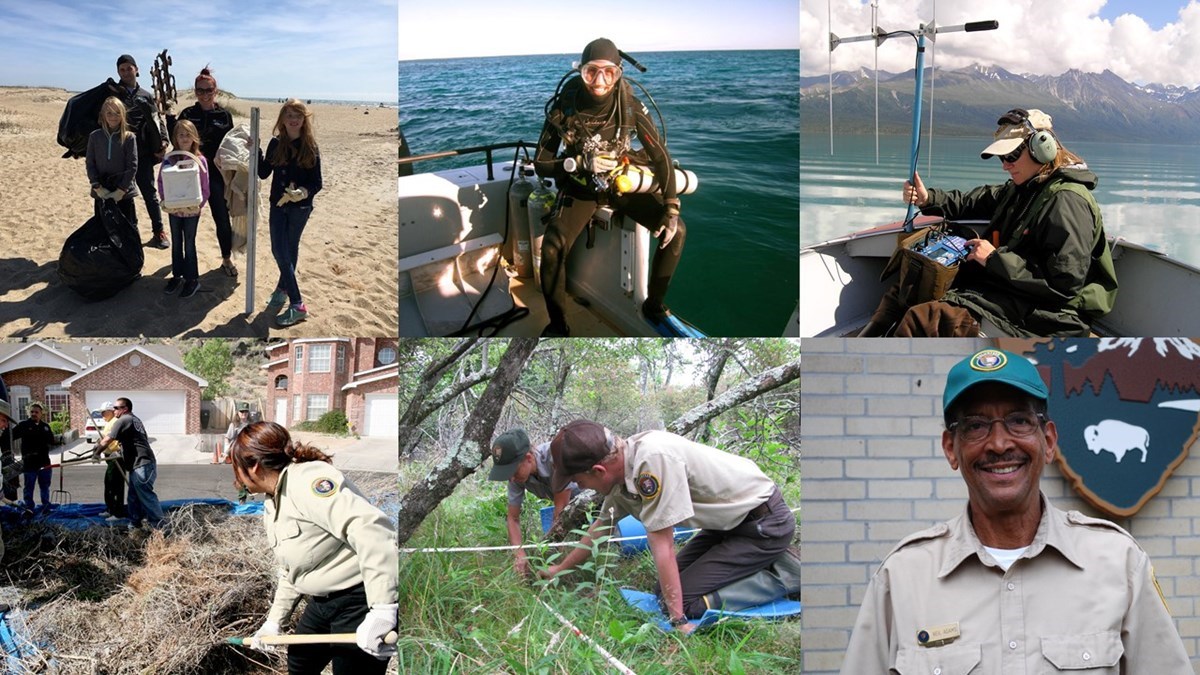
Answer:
[
  {"left": 1040, "top": 631, "right": 1122, "bottom": 671},
  {"left": 268, "top": 519, "right": 302, "bottom": 549},
  {"left": 894, "top": 643, "right": 982, "bottom": 675}
]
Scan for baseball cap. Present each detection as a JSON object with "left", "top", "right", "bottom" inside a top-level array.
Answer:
[
  {"left": 980, "top": 108, "right": 1053, "bottom": 160},
  {"left": 101, "top": 401, "right": 115, "bottom": 411},
  {"left": 943, "top": 348, "right": 1048, "bottom": 413},
  {"left": 549, "top": 420, "right": 613, "bottom": 492},
  {"left": 117, "top": 54, "right": 137, "bottom": 69},
  {"left": 237, "top": 402, "right": 250, "bottom": 412},
  {"left": 488, "top": 429, "right": 532, "bottom": 481}
]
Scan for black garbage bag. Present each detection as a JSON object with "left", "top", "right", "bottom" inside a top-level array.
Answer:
[
  {"left": 56, "top": 81, "right": 116, "bottom": 159},
  {"left": 57, "top": 201, "right": 144, "bottom": 300}
]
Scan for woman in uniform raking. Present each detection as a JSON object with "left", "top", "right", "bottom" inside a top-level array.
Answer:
[{"left": 231, "top": 422, "right": 397, "bottom": 673}]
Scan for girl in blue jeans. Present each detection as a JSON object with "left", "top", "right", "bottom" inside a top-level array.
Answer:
[
  {"left": 257, "top": 99, "right": 323, "bottom": 327},
  {"left": 158, "top": 119, "right": 210, "bottom": 298}
]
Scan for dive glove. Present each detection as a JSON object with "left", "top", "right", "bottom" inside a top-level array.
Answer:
[
  {"left": 355, "top": 603, "right": 398, "bottom": 659},
  {"left": 247, "top": 620, "right": 281, "bottom": 653},
  {"left": 654, "top": 204, "right": 681, "bottom": 249}
]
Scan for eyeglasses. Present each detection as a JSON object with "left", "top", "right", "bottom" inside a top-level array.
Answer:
[
  {"left": 196, "top": 87, "right": 215, "bottom": 94},
  {"left": 998, "top": 142, "right": 1025, "bottom": 164},
  {"left": 948, "top": 412, "right": 1046, "bottom": 443},
  {"left": 580, "top": 63, "right": 621, "bottom": 84}
]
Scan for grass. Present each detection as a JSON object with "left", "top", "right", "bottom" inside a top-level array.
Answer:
[
  {"left": 0, "top": 108, "right": 19, "bottom": 133},
  {"left": 397, "top": 455, "right": 801, "bottom": 674}
]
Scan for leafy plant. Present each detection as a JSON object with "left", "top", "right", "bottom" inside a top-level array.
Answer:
[
  {"left": 294, "top": 409, "right": 351, "bottom": 435},
  {"left": 182, "top": 340, "right": 234, "bottom": 401}
]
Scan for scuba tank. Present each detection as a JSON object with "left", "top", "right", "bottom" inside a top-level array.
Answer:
[
  {"left": 506, "top": 164, "right": 535, "bottom": 278},
  {"left": 612, "top": 163, "right": 699, "bottom": 196},
  {"left": 527, "top": 178, "right": 556, "bottom": 290}
]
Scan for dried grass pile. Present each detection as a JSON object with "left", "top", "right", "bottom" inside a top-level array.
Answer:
[{"left": 1, "top": 471, "right": 397, "bottom": 674}]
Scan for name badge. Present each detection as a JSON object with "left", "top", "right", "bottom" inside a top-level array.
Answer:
[{"left": 917, "top": 622, "right": 961, "bottom": 648}]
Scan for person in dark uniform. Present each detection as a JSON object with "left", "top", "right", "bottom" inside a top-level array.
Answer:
[
  {"left": 542, "top": 420, "right": 796, "bottom": 633},
  {"left": 96, "top": 397, "right": 164, "bottom": 530},
  {"left": 231, "top": 422, "right": 397, "bottom": 673},
  {"left": 90, "top": 401, "right": 126, "bottom": 521},
  {"left": 166, "top": 66, "right": 238, "bottom": 276},
  {"left": 13, "top": 404, "right": 55, "bottom": 512},
  {"left": 534, "top": 37, "right": 686, "bottom": 336},
  {"left": 486, "top": 428, "right": 580, "bottom": 577},
  {"left": 0, "top": 378, "right": 19, "bottom": 506}
]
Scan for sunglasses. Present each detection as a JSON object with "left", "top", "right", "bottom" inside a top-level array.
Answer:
[
  {"left": 196, "top": 87, "right": 215, "bottom": 94},
  {"left": 998, "top": 143, "right": 1025, "bottom": 164}
]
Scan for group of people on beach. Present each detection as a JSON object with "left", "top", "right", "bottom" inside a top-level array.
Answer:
[{"left": 87, "top": 54, "right": 322, "bottom": 327}]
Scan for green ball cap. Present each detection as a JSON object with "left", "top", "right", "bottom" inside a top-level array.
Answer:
[
  {"left": 488, "top": 429, "right": 531, "bottom": 481},
  {"left": 943, "top": 349, "right": 1048, "bottom": 413}
]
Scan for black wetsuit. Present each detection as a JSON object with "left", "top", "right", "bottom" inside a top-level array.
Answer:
[{"left": 534, "top": 77, "right": 686, "bottom": 333}]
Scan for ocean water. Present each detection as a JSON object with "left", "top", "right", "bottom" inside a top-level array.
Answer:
[
  {"left": 399, "top": 51, "right": 800, "bottom": 337},
  {"left": 801, "top": 134, "right": 1200, "bottom": 268}
]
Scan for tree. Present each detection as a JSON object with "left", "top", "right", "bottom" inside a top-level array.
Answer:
[
  {"left": 395, "top": 338, "right": 538, "bottom": 546},
  {"left": 183, "top": 340, "right": 234, "bottom": 401}
]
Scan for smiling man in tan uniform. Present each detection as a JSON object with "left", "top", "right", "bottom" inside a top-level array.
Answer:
[
  {"left": 541, "top": 420, "right": 795, "bottom": 633},
  {"left": 841, "top": 349, "right": 1189, "bottom": 673}
]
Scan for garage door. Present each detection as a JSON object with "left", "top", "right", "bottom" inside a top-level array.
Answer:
[
  {"left": 86, "top": 390, "right": 188, "bottom": 435},
  {"left": 363, "top": 393, "right": 398, "bottom": 437}
]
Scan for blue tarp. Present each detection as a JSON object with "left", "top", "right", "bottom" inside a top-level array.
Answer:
[
  {"left": 0, "top": 498, "right": 263, "bottom": 530},
  {"left": 619, "top": 588, "right": 802, "bottom": 632}
]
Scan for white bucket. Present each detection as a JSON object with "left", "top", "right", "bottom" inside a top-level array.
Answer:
[{"left": 160, "top": 150, "right": 203, "bottom": 210}]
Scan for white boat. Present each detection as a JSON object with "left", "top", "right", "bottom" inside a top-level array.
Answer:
[
  {"left": 399, "top": 142, "right": 711, "bottom": 337},
  {"left": 799, "top": 216, "right": 1200, "bottom": 337}
]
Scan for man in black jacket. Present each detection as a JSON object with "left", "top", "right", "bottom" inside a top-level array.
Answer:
[
  {"left": 13, "top": 404, "right": 55, "bottom": 512},
  {"left": 108, "top": 54, "right": 170, "bottom": 249}
]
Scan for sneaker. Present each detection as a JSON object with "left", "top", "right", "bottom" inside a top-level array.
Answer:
[
  {"left": 265, "top": 289, "right": 288, "bottom": 309},
  {"left": 180, "top": 279, "right": 200, "bottom": 298},
  {"left": 276, "top": 305, "right": 308, "bottom": 327},
  {"left": 164, "top": 277, "right": 183, "bottom": 294},
  {"left": 105, "top": 515, "right": 121, "bottom": 523},
  {"left": 151, "top": 231, "right": 170, "bottom": 249},
  {"left": 98, "top": 510, "right": 111, "bottom": 518}
]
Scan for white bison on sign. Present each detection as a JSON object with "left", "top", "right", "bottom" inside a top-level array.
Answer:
[{"left": 1083, "top": 420, "right": 1149, "bottom": 463}]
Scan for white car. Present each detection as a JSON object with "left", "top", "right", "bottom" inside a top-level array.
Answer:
[{"left": 83, "top": 410, "right": 105, "bottom": 443}]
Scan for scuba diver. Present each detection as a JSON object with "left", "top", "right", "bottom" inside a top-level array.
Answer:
[{"left": 534, "top": 37, "right": 685, "bottom": 337}]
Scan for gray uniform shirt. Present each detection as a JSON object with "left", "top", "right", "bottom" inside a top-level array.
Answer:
[
  {"left": 841, "top": 495, "right": 1191, "bottom": 674},
  {"left": 507, "top": 442, "right": 578, "bottom": 507}
]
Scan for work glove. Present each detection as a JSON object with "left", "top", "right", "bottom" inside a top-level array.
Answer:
[
  {"left": 654, "top": 204, "right": 680, "bottom": 250},
  {"left": 355, "top": 603, "right": 397, "bottom": 659},
  {"left": 247, "top": 620, "right": 281, "bottom": 653},
  {"left": 111, "top": 189, "right": 127, "bottom": 202},
  {"left": 587, "top": 154, "right": 619, "bottom": 174}
]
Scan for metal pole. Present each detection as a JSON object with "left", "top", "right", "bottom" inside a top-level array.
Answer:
[
  {"left": 245, "top": 107, "right": 260, "bottom": 315},
  {"left": 828, "top": 0, "right": 833, "bottom": 155},
  {"left": 927, "top": 0, "right": 936, "bottom": 177},
  {"left": 873, "top": 1, "right": 879, "bottom": 164},
  {"left": 903, "top": 31, "right": 927, "bottom": 232}
]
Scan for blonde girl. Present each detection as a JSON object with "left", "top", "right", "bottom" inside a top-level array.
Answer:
[
  {"left": 85, "top": 96, "right": 139, "bottom": 226},
  {"left": 157, "top": 119, "right": 210, "bottom": 298},
  {"left": 256, "top": 99, "right": 323, "bottom": 328}
]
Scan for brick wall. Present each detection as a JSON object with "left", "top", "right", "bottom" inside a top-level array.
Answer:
[
  {"left": 800, "top": 338, "right": 1200, "bottom": 674},
  {"left": 3, "top": 367, "right": 74, "bottom": 417},
  {"left": 68, "top": 353, "right": 203, "bottom": 434}
]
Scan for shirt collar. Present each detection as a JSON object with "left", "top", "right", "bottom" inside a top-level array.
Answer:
[{"left": 938, "top": 492, "right": 1085, "bottom": 577}]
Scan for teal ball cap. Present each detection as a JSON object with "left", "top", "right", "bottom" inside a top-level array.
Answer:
[{"left": 943, "top": 349, "right": 1048, "bottom": 413}]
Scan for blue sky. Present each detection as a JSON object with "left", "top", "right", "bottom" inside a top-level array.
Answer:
[
  {"left": 398, "top": 0, "right": 800, "bottom": 60},
  {"left": 803, "top": 0, "right": 1200, "bottom": 87},
  {"left": 0, "top": 0, "right": 397, "bottom": 101}
]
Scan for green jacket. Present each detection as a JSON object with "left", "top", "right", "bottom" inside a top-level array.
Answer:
[{"left": 921, "top": 166, "right": 1118, "bottom": 336}]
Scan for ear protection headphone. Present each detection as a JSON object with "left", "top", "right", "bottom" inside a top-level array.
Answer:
[{"left": 1001, "top": 108, "right": 1059, "bottom": 164}]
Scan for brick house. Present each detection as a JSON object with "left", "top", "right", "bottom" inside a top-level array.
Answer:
[
  {"left": 0, "top": 341, "right": 207, "bottom": 435},
  {"left": 263, "top": 338, "right": 398, "bottom": 437}
]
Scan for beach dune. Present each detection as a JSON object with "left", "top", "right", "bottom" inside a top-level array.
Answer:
[{"left": 0, "top": 86, "right": 397, "bottom": 337}]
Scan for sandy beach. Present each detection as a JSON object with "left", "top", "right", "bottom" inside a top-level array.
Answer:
[{"left": 0, "top": 86, "right": 397, "bottom": 338}]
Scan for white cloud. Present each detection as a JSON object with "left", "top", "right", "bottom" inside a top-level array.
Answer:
[{"left": 802, "top": 0, "right": 1200, "bottom": 86}]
